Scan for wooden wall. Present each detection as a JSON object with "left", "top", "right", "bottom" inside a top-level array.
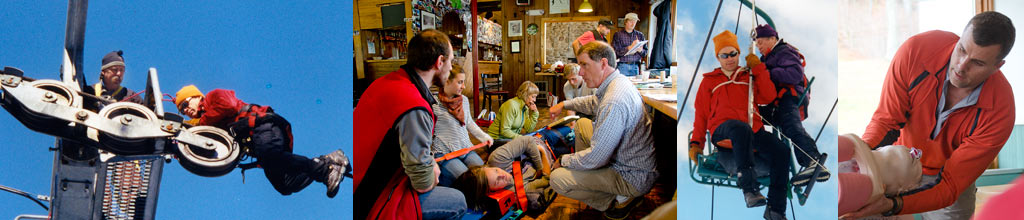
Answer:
[{"left": 498, "top": 0, "right": 651, "bottom": 93}]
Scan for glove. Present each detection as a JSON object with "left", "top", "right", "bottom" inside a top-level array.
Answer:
[
  {"left": 688, "top": 142, "right": 703, "bottom": 163},
  {"left": 745, "top": 53, "right": 762, "bottom": 67}
]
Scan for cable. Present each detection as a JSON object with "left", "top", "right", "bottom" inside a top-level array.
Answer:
[
  {"left": 679, "top": 0, "right": 725, "bottom": 120},
  {"left": 815, "top": 99, "right": 838, "bottom": 143},
  {"left": 0, "top": 184, "right": 48, "bottom": 211}
]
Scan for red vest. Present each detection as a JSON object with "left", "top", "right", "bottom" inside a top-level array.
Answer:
[{"left": 354, "top": 67, "right": 436, "bottom": 220}]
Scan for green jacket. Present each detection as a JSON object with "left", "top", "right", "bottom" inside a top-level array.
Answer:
[{"left": 487, "top": 97, "right": 539, "bottom": 139}]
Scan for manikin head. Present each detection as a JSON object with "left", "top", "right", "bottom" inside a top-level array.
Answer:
[{"left": 872, "top": 145, "right": 923, "bottom": 195}]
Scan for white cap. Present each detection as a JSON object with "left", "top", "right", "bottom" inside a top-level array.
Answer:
[{"left": 625, "top": 13, "right": 639, "bottom": 21}]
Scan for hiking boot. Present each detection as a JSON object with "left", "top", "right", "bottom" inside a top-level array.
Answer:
[
  {"left": 603, "top": 196, "right": 643, "bottom": 220},
  {"left": 743, "top": 190, "right": 767, "bottom": 208},
  {"left": 764, "top": 208, "right": 788, "bottom": 220},
  {"left": 323, "top": 163, "right": 344, "bottom": 198},
  {"left": 791, "top": 154, "right": 830, "bottom": 187},
  {"left": 322, "top": 149, "right": 349, "bottom": 167}
]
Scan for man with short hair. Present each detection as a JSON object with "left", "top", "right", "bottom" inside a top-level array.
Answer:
[
  {"left": 612, "top": 13, "right": 647, "bottom": 77},
  {"left": 573, "top": 18, "right": 614, "bottom": 53},
  {"left": 751, "top": 24, "right": 830, "bottom": 186},
  {"left": 83, "top": 50, "right": 143, "bottom": 110},
  {"left": 842, "top": 11, "right": 1016, "bottom": 219},
  {"left": 354, "top": 29, "right": 466, "bottom": 220},
  {"left": 547, "top": 41, "right": 656, "bottom": 219}
]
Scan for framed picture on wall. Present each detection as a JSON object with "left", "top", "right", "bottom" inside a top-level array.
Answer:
[
  {"left": 510, "top": 40, "right": 521, "bottom": 53},
  {"left": 508, "top": 20, "right": 523, "bottom": 37},
  {"left": 421, "top": 12, "right": 436, "bottom": 30}
]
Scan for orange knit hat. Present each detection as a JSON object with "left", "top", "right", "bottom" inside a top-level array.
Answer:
[
  {"left": 174, "top": 85, "right": 204, "bottom": 107},
  {"left": 713, "top": 30, "right": 740, "bottom": 54}
]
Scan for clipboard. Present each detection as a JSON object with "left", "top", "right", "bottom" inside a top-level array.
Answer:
[{"left": 625, "top": 40, "right": 649, "bottom": 56}]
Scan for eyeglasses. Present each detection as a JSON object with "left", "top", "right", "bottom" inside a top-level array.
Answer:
[
  {"left": 178, "top": 97, "right": 194, "bottom": 112},
  {"left": 718, "top": 51, "right": 740, "bottom": 59}
]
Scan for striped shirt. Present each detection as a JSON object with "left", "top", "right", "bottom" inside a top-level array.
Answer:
[
  {"left": 560, "top": 71, "right": 657, "bottom": 194},
  {"left": 431, "top": 95, "right": 493, "bottom": 155}
]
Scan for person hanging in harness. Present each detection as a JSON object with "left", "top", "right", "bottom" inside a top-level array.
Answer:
[
  {"left": 82, "top": 50, "right": 143, "bottom": 111},
  {"left": 353, "top": 29, "right": 467, "bottom": 220},
  {"left": 572, "top": 18, "right": 614, "bottom": 54},
  {"left": 173, "top": 85, "right": 348, "bottom": 198},
  {"left": 841, "top": 11, "right": 1016, "bottom": 219},
  {"left": 751, "top": 24, "right": 830, "bottom": 186},
  {"left": 687, "top": 30, "right": 791, "bottom": 220}
]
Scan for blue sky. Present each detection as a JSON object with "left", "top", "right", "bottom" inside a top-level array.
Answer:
[
  {"left": 0, "top": 1, "right": 351, "bottom": 219},
  {"left": 676, "top": 0, "right": 839, "bottom": 219}
]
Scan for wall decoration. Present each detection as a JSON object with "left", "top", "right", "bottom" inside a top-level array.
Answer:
[
  {"left": 508, "top": 20, "right": 523, "bottom": 37},
  {"left": 549, "top": 0, "right": 569, "bottom": 14},
  {"left": 517, "top": 0, "right": 530, "bottom": 6},
  {"left": 618, "top": 18, "right": 625, "bottom": 28},
  {"left": 421, "top": 12, "right": 437, "bottom": 30},
  {"left": 510, "top": 40, "right": 521, "bottom": 53},
  {"left": 526, "top": 23, "right": 539, "bottom": 36},
  {"left": 477, "top": 17, "right": 502, "bottom": 45},
  {"left": 545, "top": 20, "right": 599, "bottom": 64}
]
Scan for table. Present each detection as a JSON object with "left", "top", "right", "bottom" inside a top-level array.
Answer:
[{"left": 638, "top": 86, "right": 678, "bottom": 120}]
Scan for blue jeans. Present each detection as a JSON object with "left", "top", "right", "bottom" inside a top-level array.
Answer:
[
  {"left": 616, "top": 63, "right": 640, "bottom": 76},
  {"left": 436, "top": 151, "right": 484, "bottom": 187},
  {"left": 419, "top": 186, "right": 467, "bottom": 220}
]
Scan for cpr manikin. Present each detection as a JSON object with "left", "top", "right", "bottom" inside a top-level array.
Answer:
[{"left": 838, "top": 134, "right": 923, "bottom": 216}]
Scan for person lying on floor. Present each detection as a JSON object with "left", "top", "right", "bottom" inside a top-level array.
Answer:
[
  {"left": 452, "top": 124, "right": 576, "bottom": 212},
  {"left": 432, "top": 68, "right": 494, "bottom": 186},
  {"left": 838, "top": 134, "right": 923, "bottom": 217}
]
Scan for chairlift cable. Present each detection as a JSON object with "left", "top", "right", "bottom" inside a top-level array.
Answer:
[
  {"left": 679, "top": 0, "right": 726, "bottom": 120},
  {"left": 815, "top": 99, "right": 838, "bottom": 143},
  {"left": 0, "top": 184, "right": 48, "bottom": 211}
]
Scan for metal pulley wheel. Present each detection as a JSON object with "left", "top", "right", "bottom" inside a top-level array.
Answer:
[
  {"left": 96, "top": 102, "right": 159, "bottom": 154},
  {"left": 176, "top": 126, "right": 240, "bottom": 177}
]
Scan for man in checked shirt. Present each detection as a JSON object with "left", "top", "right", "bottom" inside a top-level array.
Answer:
[{"left": 546, "top": 41, "right": 656, "bottom": 219}]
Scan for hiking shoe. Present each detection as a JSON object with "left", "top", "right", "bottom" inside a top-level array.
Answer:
[
  {"left": 764, "top": 208, "right": 788, "bottom": 220},
  {"left": 324, "top": 163, "right": 344, "bottom": 198},
  {"left": 744, "top": 190, "right": 767, "bottom": 208},
  {"left": 791, "top": 155, "right": 830, "bottom": 187},
  {"left": 603, "top": 196, "right": 644, "bottom": 220},
  {"left": 323, "top": 149, "right": 349, "bottom": 167}
]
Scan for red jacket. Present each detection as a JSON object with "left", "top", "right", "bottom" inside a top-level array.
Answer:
[
  {"left": 198, "top": 89, "right": 248, "bottom": 129},
  {"left": 862, "top": 30, "right": 1015, "bottom": 214},
  {"left": 690, "top": 63, "right": 776, "bottom": 147}
]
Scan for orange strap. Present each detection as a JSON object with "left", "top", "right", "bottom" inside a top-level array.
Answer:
[
  {"left": 434, "top": 143, "right": 488, "bottom": 162},
  {"left": 533, "top": 133, "right": 558, "bottom": 161},
  {"left": 512, "top": 161, "right": 528, "bottom": 211}
]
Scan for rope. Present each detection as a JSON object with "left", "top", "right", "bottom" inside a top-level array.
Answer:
[
  {"left": 121, "top": 90, "right": 145, "bottom": 102},
  {"left": 755, "top": 108, "right": 830, "bottom": 173}
]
